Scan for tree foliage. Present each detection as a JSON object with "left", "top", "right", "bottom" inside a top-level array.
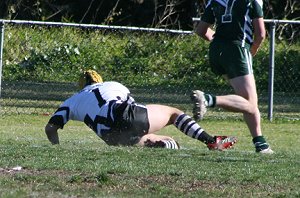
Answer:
[
  {"left": 3, "top": 26, "right": 299, "bottom": 91},
  {"left": 1, "top": 0, "right": 299, "bottom": 41}
]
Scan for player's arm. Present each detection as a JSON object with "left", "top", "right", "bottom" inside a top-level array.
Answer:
[
  {"left": 251, "top": 17, "right": 266, "bottom": 56},
  {"left": 45, "top": 106, "right": 70, "bottom": 144},
  {"left": 194, "top": 21, "right": 215, "bottom": 41},
  {"left": 45, "top": 123, "right": 60, "bottom": 144}
]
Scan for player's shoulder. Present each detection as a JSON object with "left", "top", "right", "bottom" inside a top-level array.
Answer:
[
  {"left": 252, "top": 0, "right": 263, "bottom": 7},
  {"left": 102, "top": 81, "right": 128, "bottom": 89},
  {"left": 105, "top": 81, "right": 131, "bottom": 93},
  {"left": 103, "top": 81, "right": 123, "bottom": 86},
  {"left": 81, "top": 81, "right": 130, "bottom": 93}
]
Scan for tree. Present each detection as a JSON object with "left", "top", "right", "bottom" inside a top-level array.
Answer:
[{"left": 0, "top": 0, "right": 299, "bottom": 40}]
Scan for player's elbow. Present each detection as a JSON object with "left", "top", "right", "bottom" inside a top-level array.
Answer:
[
  {"left": 194, "top": 21, "right": 213, "bottom": 41},
  {"left": 195, "top": 25, "right": 206, "bottom": 38},
  {"left": 252, "top": 31, "right": 265, "bottom": 48},
  {"left": 253, "top": 18, "right": 266, "bottom": 43},
  {"left": 256, "top": 32, "right": 266, "bottom": 42},
  {"left": 196, "top": 28, "right": 210, "bottom": 40}
]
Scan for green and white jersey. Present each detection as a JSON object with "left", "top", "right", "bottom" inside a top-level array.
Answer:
[{"left": 201, "top": 0, "right": 263, "bottom": 46}]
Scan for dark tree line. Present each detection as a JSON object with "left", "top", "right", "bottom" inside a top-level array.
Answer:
[{"left": 0, "top": 0, "right": 299, "bottom": 40}]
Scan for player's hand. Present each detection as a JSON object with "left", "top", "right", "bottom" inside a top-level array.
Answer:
[{"left": 45, "top": 124, "right": 60, "bottom": 144}]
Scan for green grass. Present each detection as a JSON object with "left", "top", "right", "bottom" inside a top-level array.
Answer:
[
  {"left": 0, "top": 114, "right": 299, "bottom": 197},
  {"left": 1, "top": 23, "right": 299, "bottom": 198}
]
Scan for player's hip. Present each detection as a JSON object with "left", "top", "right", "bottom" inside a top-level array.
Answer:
[
  {"left": 101, "top": 102, "right": 150, "bottom": 146},
  {"left": 209, "top": 41, "right": 253, "bottom": 79}
]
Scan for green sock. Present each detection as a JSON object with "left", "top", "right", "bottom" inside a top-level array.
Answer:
[
  {"left": 204, "top": 94, "right": 216, "bottom": 107},
  {"left": 253, "top": 136, "right": 269, "bottom": 152}
]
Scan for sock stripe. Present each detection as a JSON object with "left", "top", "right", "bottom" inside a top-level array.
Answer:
[
  {"left": 174, "top": 114, "right": 187, "bottom": 128},
  {"left": 192, "top": 128, "right": 200, "bottom": 138},
  {"left": 175, "top": 114, "right": 204, "bottom": 138},
  {"left": 183, "top": 120, "right": 196, "bottom": 134},
  {"left": 162, "top": 140, "right": 179, "bottom": 149},
  {"left": 184, "top": 121, "right": 196, "bottom": 135},
  {"left": 186, "top": 122, "right": 201, "bottom": 137},
  {"left": 255, "top": 142, "right": 268, "bottom": 147},
  {"left": 208, "top": 94, "right": 213, "bottom": 106},
  {"left": 174, "top": 113, "right": 210, "bottom": 143},
  {"left": 194, "top": 128, "right": 204, "bottom": 139},
  {"left": 177, "top": 116, "right": 193, "bottom": 132}
]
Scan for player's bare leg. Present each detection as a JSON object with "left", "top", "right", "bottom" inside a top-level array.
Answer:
[
  {"left": 144, "top": 104, "right": 237, "bottom": 150},
  {"left": 228, "top": 75, "right": 273, "bottom": 153},
  {"left": 226, "top": 75, "right": 261, "bottom": 137},
  {"left": 192, "top": 74, "right": 273, "bottom": 153},
  {"left": 146, "top": 104, "right": 182, "bottom": 133}
]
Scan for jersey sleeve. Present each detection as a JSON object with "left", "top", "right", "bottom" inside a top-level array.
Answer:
[
  {"left": 48, "top": 106, "right": 70, "bottom": 129},
  {"left": 251, "top": 0, "right": 264, "bottom": 19},
  {"left": 127, "top": 94, "right": 135, "bottom": 104},
  {"left": 201, "top": 0, "right": 215, "bottom": 24}
]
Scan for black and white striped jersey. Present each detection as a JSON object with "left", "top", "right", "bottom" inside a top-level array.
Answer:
[{"left": 48, "top": 81, "right": 134, "bottom": 137}]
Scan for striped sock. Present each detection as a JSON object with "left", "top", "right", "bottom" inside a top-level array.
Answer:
[
  {"left": 204, "top": 94, "right": 216, "bottom": 107},
  {"left": 253, "top": 136, "right": 269, "bottom": 152},
  {"left": 174, "top": 114, "right": 215, "bottom": 144},
  {"left": 162, "top": 140, "right": 179, "bottom": 149}
]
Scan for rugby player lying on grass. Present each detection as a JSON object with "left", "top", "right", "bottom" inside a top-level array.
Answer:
[{"left": 45, "top": 70, "right": 236, "bottom": 150}]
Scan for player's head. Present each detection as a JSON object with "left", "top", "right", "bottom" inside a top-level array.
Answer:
[{"left": 78, "top": 70, "right": 103, "bottom": 89}]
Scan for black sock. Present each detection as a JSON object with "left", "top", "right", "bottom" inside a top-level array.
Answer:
[{"left": 198, "top": 131, "right": 215, "bottom": 144}]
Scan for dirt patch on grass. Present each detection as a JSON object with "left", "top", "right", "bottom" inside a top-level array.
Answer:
[{"left": 0, "top": 166, "right": 287, "bottom": 195}]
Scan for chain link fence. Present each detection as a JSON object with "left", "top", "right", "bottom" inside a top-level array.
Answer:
[{"left": 0, "top": 20, "right": 299, "bottom": 121}]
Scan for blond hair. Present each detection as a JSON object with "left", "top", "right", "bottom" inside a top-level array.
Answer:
[{"left": 78, "top": 70, "right": 103, "bottom": 89}]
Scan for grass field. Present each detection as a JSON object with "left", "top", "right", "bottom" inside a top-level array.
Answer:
[{"left": 0, "top": 114, "right": 299, "bottom": 198}]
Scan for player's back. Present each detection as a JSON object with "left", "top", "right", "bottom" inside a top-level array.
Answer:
[
  {"left": 204, "top": 0, "right": 260, "bottom": 45},
  {"left": 63, "top": 81, "right": 130, "bottom": 122}
]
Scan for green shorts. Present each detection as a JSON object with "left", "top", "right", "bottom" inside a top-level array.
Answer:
[{"left": 209, "top": 40, "right": 253, "bottom": 79}]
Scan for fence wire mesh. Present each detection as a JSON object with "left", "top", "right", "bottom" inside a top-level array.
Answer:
[{"left": 0, "top": 22, "right": 299, "bottom": 120}]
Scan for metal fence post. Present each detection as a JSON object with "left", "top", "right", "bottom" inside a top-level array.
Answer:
[
  {"left": 267, "top": 21, "right": 276, "bottom": 121},
  {"left": 0, "top": 21, "right": 5, "bottom": 98}
]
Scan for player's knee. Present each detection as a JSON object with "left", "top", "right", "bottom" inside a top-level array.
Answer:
[
  {"left": 169, "top": 108, "right": 183, "bottom": 123},
  {"left": 245, "top": 104, "right": 259, "bottom": 115}
]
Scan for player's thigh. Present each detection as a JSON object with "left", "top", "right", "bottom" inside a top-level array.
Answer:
[
  {"left": 229, "top": 74, "right": 258, "bottom": 103},
  {"left": 146, "top": 104, "right": 182, "bottom": 134},
  {"left": 210, "top": 42, "right": 253, "bottom": 78},
  {"left": 209, "top": 41, "right": 226, "bottom": 75},
  {"left": 225, "top": 44, "right": 253, "bottom": 79}
]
